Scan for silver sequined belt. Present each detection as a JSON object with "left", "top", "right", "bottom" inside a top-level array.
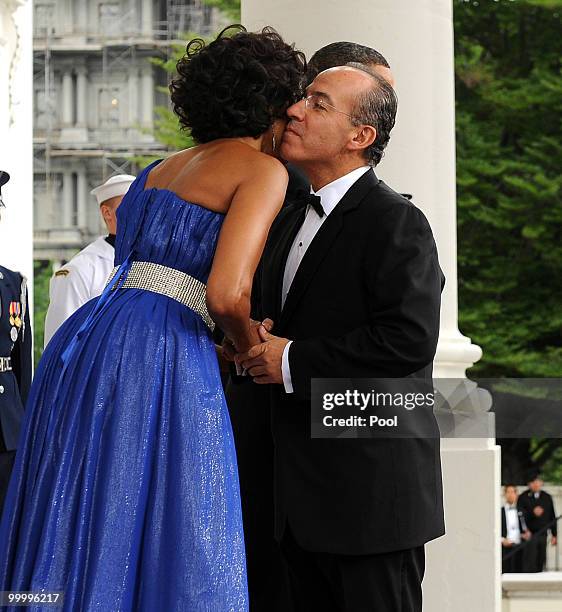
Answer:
[
  {"left": 106, "top": 262, "right": 215, "bottom": 332},
  {"left": 0, "top": 357, "right": 12, "bottom": 373}
]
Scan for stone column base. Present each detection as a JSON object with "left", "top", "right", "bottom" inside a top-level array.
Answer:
[{"left": 423, "top": 442, "right": 502, "bottom": 612}]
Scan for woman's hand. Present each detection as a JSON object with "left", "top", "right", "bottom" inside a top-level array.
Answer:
[{"left": 222, "top": 318, "right": 274, "bottom": 362}]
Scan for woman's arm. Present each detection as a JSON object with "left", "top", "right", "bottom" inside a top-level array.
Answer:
[{"left": 206, "top": 156, "right": 288, "bottom": 354}]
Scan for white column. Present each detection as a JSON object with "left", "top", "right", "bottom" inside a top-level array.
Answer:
[
  {"left": 128, "top": 68, "right": 139, "bottom": 126},
  {"left": 77, "top": 169, "right": 87, "bottom": 229},
  {"left": 76, "top": 67, "right": 87, "bottom": 126},
  {"left": 62, "top": 170, "right": 73, "bottom": 228},
  {"left": 61, "top": 69, "right": 74, "bottom": 126},
  {"left": 141, "top": 67, "right": 153, "bottom": 127},
  {"left": 75, "top": 0, "right": 87, "bottom": 36},
  {"left": 0, "top": 0, "right": 34, "bottom": 294},
  {"left": 64, "top": 0, "right": 73, "bottom": 35},
  {"left": 242, "top": 2, "right": 500, "bottom": 611},
  {"left": 142, "top": 0, "right": 153, "bottom": 36}
]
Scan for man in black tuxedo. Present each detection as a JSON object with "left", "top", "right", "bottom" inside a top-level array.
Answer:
[
  {"left": 517, "top": 475, "right": 558, "bottom": 572},
  {"left": 236, "top": 64, "right": 444, "bottom": 610},
  {"left": 225, "top": 43, "right": 397, "bottom": 611},
  {"left": 501, "top": 484, "right": 531, "bottom": 573}
]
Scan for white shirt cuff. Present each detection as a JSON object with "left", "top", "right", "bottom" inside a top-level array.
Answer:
[
  {"left": 282, "top": 340, "right": 294, "bottom": 393},
  {"left": 235, "top": 362, "right": 246, "bottom": 376}
]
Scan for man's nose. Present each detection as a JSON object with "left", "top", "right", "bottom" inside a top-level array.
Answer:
[{"left": 286, "top": 98, "right": 306, "bottom": 121}]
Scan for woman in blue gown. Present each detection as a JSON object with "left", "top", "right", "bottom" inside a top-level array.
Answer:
[{"left": 0, "top": 26, "right": 305, "bottom": 611}]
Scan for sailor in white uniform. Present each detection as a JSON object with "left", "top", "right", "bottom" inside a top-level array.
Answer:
[{"left": 44, "top": 174, "right": 136, "bottom": 347}]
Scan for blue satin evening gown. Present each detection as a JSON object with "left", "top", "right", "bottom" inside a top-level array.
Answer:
[{"left": 0, "top": 160, "right": 248, "bottom": 611}]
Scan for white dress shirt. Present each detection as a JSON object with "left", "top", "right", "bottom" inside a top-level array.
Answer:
[
  {"left": 44, "top": 236, "right": 115, "bottom": 347},
  {"left": 504, "top": 504, "right": 521, "bottom": 544},
  {"left": 281, "top": 166, "right": 371, "bottom": 393}
]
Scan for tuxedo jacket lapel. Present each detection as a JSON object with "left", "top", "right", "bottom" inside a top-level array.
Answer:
[
  {"left": 262, "top": 203, "right": 307, "bottom": 322},
  {"left": 279, "top": 169, "right": 378, "bottom": 328}
]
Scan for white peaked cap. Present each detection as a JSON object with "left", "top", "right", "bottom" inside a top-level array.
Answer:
[{"left": 90, "top": 174, "right": 136, "bottom": 205}]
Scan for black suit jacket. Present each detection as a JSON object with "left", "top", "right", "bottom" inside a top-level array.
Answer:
[
  {"left": 517, "top": 490, "right": 557, "bottom": 536},
  {"left": 259, "top": 168, "right": 445, "bottom": 555}
]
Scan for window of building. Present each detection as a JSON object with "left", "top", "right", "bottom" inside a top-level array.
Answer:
[
  {"left": 33, "top": 177, "right": 47, "bottom": 229},
  {"left": 34, "top": 88, "right": 49, "bottom": 130},
  {"left": 71, "top": 173, "right": 79, "bottom": 227},
  {"left": 98, "top": 3, "right": 121, "bottom": 35},
  {"left": 202, "top": 5, "right": 212, "bottom": 29},
  {"left": 52, "top": 173, "right": 63, "bottom": 228},
  {"left": 34, "top": 2, "right": 56, "bottom": 36},
  {"left": 98, "top": 87, "right": 121, "bottom": 127}
]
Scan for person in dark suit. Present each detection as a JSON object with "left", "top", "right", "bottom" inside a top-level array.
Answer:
[
  {"left": 225, "top": 43, "right": 397, "bottom": 611},
  {"left": 235, "top": 65, "right": 444, "bottom": 610},
  {"left": 517, "top": 475, "right": 558, "bottom": 572},
  {"left": 501, "top": 484, "right": 531, "bottom": 573},
  {"left": 0, "top": 171, "right": 32, "bottom": 513}
]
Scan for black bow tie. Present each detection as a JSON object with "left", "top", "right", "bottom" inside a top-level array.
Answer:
[
  {"left": 307, "top": 194, "right": 325, "bottom": 217},
  {"left": 292, "top": 189, "right": 325, "bottom": 217}
]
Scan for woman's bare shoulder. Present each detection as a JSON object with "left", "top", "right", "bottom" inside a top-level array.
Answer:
[
  {"left": 196, "top": 142, "right": 288, "bottom": 190},
  {"left": 160, "top": 141, "right": 285, "bottom": 170},
  {"left": 237, "top": 146, "right": 289, "bottom": 180},
  {"left": 144, "top": 141, "right": 287, "bottom": 211}
]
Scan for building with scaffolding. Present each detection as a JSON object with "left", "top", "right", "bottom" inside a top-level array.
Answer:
[{"left": 33, "top": 0, "right": 226, "bottom": 263}]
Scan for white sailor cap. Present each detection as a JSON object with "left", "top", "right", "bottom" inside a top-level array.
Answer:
[{"left": 90, "top": 174, "right": 136, "bottom": 205}]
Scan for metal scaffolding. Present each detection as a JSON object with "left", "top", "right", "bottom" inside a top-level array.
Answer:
[{"left": 32, "top": 0, "right": 221, "bottom": 261}]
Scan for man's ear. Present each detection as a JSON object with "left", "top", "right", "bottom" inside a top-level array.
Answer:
[
  {"left": 100, "top": 204, "right": 111, "bottom": 222},
  {"left": 348, "top": 125, "right": 377, "bottom": 154}
]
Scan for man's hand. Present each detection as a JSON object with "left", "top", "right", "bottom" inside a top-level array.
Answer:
[
  {"left": 551, "top": 536, "right": 557, "bottom": 546},
  {"left": 235, "top": 325, "right": 290, "bottom": 385},
  {"left": 222, "top": 318, "right": 274, "bottom": 362},
  {"left": 501, "top": 538, "right": 513, "bottom": 548},
  {"left": 533, "top": 506, "right": 545, "bottom": 518},
  {"left": 522, "top": 530, "right": 532, "bottom": 541}
]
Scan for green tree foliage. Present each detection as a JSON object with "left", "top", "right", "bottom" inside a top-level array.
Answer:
[
  {"left": 454, "top": 0, "right": 562, "bottom": 378},
  {"left": 203, "top": 0, "right": 240, "bottom": 21},
  {"left": 33, "top": 260, "right": 51, "bottom": 365},
  {"left": 454, "top": 0, "right": 562, "bottom": 483}
]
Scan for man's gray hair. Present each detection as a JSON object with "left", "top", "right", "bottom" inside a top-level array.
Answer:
[{"left": 347, "top": 62, "right": 398, "bottom": 167}]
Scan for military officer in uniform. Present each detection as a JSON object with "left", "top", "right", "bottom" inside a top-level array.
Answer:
[
  {"left": 0, "top": 170, "right": 32, "bottom": 512},
  {"left": 44, "top": 173, "right": 135, "bottom": 346}
]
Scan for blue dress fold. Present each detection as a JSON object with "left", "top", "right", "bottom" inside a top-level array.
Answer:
[{"left": 0, "top": 161, "right": 248, "bottom": 611}]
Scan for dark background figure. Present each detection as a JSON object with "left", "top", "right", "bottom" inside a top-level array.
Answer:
[
  {"left": 501, "top": 484, "right": 531, "bottom": 573},
  {"left": 0, "top": 170, "right": 32, "bottom": 513},
  {"left": 224, "top": 43, "right": 397, "bottom": 611},
  {"left": 517, "top": 475, "right": 558, "bottom": 572}
]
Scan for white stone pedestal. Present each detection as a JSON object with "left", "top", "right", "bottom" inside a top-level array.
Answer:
[
  {"left": 502, "top": 573, "right": 562, "bottom": 612},
  {"left": 424, "top": 437, "right": 501, "bottom": 611}
]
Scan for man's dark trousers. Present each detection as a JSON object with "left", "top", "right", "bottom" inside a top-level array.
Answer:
[
  {"left": 522, "top": 533, "right": 548, "bottom": 572},
  {"left": 225, "top": 380, "right": 292, "bottom": 611},
  {"left": 281, "top": 525, "right": 425, "bottom": 612}
]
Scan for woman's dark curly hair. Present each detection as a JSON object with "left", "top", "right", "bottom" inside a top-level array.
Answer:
[{"left": 170, "top": 25, "right": 306, "bottom": 143}]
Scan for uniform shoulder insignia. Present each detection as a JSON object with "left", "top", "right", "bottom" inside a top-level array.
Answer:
[{"left": 55, "top": 269, "right": 71, "bottom": 277}]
